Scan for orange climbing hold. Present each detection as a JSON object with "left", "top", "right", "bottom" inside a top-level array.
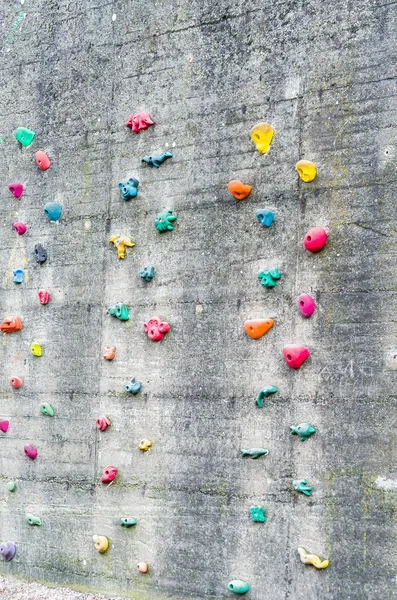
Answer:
[
  {"left": 0, "top": 317, "right": 22, "bottom": 333},
  {"left": 227, "top": 180, "right": 252, "bottom": 200},
  {"left": 244, "top": 319, "right": 274, "bottom": 339}
]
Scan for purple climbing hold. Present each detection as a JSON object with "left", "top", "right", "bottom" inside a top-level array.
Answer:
[{"left": 0, "top": 542, "right": 16, "bottom": 562}]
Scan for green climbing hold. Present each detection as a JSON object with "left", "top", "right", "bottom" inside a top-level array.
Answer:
[
  {"left": 14, "top": 127, "right": 35, "bottom": 147},
  {"left": 7, "top": 482, "right": 15, "bottom": 492},
  {"left": 155, "top": 209, "right": 177, "bottom": 233},
  {"left": 228, "top": 580, "right": 250, "bottom": 594},
  {"left": 108, "top": 303, "right": 129, "bottom": 321},
  {"left": 257, "top": 268, "right": 280, "bottom": 288},
  {"left": 40, "top": 403, "right": 54, "bottom": 416},
  {"left": 293, "top": 479, "right": 312, "bottom": 496},
  {"left": 241, "top": 448, "right": 268, "bottom": 459},
  {"left": 25, "top": 513, "right": 42, "bottom": 526},
  {"left": 250, "top": 506, "right": 266, "bottom": 522},
  {"left": 290, "top": 423, "right": 316, "bottom": 442},
  {"left": 256, "top": 386, "right": 278, "bottom": 408},
  {"left": 120, "top": 518, "right": 137, "bottom": 528}
]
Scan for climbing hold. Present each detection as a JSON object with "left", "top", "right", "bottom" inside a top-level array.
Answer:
[
  {"left": 14, "top": 127, "right": 35, "bottom": 147},
  {"left": 141, "top": 152, "right": 172, "bottom": 168},
  {"left": 241, "top": 448, "right": 268, "bottom": 459},
  {"left": 256, "top": 209, "right": 274, "bottom": 228},
  {"left": 137, "top": 562, "right": 148, "bottom": 573},
  {"left": 40, "top": 403, "right": 54, "bottom": 416},
  {"left": 255, "top": 386, "right": 278, "bottom": 408},
  {"left": 25, "top": 513, "right": 42, "bottom": 526},
  {"left": 35, "top": 150, "right": 51, "bottom": 170},
  {"left": 119, "top": 177, "right": 139, "bottom": 200},
  {"left": 296, "top": 160, "right": 317, "bottom": 183},
  {"left": 93, "top": 535, "right": 109, "bottom": 554},
  {"left": 8, "top": 183, "right": 23, "bottom": 198},
  {"left": 125, "top": 378, "right": 142, "bottom": 394},
  {"left": 126, "top": 112, "right": 155, "bottom": 132},
  {"left": 303, "top": 227, "right": 327, "bottom": 253},
  {"left": 24, "top": 444, "right": 37, "bottom": 460},
  {"left": 34, "top": 244, "right": 47, "bottom": 263},
  {"left": 0, "top": 421, "right": 9, "bottom": 433},
  {"left": 250, "top": 122, "right": 274, "bottom": 154},
  {"left": 13, "top": 268, "right": 24, "bottom": 284},
  {"left": 297, "top": 293, "right": 315, "bottom": 318},
  {"left": 108, "top": 303, "right": 129, "bottom": 321},
  {"left": 10, "top": 377, "right": 23, "bottom": 389},
  {"left": 120, "top": 518, "right": 137, "bottom": 528},
  {"left": 0, "top": 317, "right": 22, "bottom": 333},
  {"left": 139, "top": 265, "right": 155, "bottom": 282},
  {"left": 138, "top": 439, "right": 152, "bottom": 452},
  {"left": 155, "top": 209, "right": 177, "bottom": 232},
  {"left": 0, "top": 542, "right": 16, "bottom": 562},
  {"left": 227, "top": 180, "right": 252, "bottom": 200},
  {"left": 293, "top": 479, "right": 312, "bottom": 496},
  {"left": 38, "top": 290, "right": 50, "bottom": 305},
  {"left": 297, "top": 548, "right": 329, "bottom": 569},
  {"left": 108, "top": 235, "right": 135, "bottom": 259},
  {"left": 257, "top": 268, "right": 280, "bottom": 288},
  {"left": 282, "top": 345, "right": 309, "bottom": 369},
  {"left": 101, "top": 466, "right": 117, "bottom": 484},
  {"left": 13, "top": 222, "right": 26, "bottom": 235},
  {"left": 7, "top": 482, "right": 15, "bottom": 492},
  {"left": 228, "top": 580, "right": 250, "bottom": 594},
  {"left": 250, "top": 506, "right": 266, "bottom": 522},
  {"left": 143, "top": 316, "right": 170, "bottom": 341},
  {"left": 244, "top": 319, "right": 274, "bottom": 339},
  {"left": 96, "top": 416, "right": 110, "bottom": 431},
  {"left": 43, "top": 202, "right": 62, "bottom": 221},
  {"left": 290, "top": 423, "right": 316, "bottom": 442},
  {"left": 103, "top": 346, "right": 116, "bottom": 360},
  {"left": 30, "top": 343, "right": 42, "bottom": 357}
]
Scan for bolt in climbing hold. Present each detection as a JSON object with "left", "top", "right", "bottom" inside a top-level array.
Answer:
[
  {"left": 14, "top": 127, "right": 35, "bottom": 147},
  {"left": 292, "top": 479, "right": 312, "bottom": 496},
  {"left": 244, "top": 319, "right": 274, "bottom": 339},
  {"left": 108, "top": 235, "right": 135, "bottom": 259},
  {"left": 7, "top": 482, "right": 15, "bottom": 492},
  {"left": 255, "top": 386, "right": 278, "bottom": 408},
  {"left": 93, "top": 535, "right": 109, "bottom": 553},
  {"left": 10, "top": 377, "right": 23, "bottom": 389},
  {"left": 30, "top": 343, "right": 42, "bottom": 357},
  {"left": 282, "top": 345, "right": 309, "bottom": 369},
  {"left": 0, "top": 317, "right": 22, "bottom": 333},
  {"left": 43, "top": 202, "right": 62, "bottom": 221},
  {"left": 125, "top": 378, "right": 142, "bottom": 394},
  {"left": 103, "top": 346, "right": 116, "bottom": 360},
  {"left": 120, "top": 518, "right": 137, "bottom": 528},
  {"left": 241, "top": 448, "right": 268, "bottom": 459},
  {"left": 142, "top": 152, "right": 172, "bottom": 168},
  {"left": 40, "top": 403, "right": 54, "bottom": 416},
  {"left": 138, "top": 439, "right": 152, "bottom": 451},
  {"left": 0, "top": 421, "right": 9, "bottom": 433},
  {"left": 13, "top": 222, "right": 26, "bottom": 235},
  {"left": 25, "top": 513, "right": 42, "bottom": 526},
  {"left": 13, "top": 268, "right": 24, "bottom": 284},
  {"left": 296, "top": 160, "right": 317, "bottom": 182},
  {"left": 297, "top": 548, "right": 329, "bottom": 569},
  {"left": 154, "top": 209, "right": 177, "bottom": 232},
  {"left": 38, "top": 290, "right": 50, "bottom": 305},
  {"left": 256, "top": 209, "right": 274, "bottom": 228},
  {"left": 228, "top": 580, "right": 250, "bottom": 594},
  {"left": 139, "top": 265, "right": 155, "bottom": 282},
  {"left": 143, "top": 316, "right": 170, "bottom": 341},
  {"left": 8, "top": 183, "right": 23, "bottom": 198},
  {"left": 34, "top": 244, "right": 47, "bottom": 263},
  {"left": 257, "top": 268, "right": 280, "bottom": 288},
  {"left": 108, "top": 303, "right": 129, "bottom": 321},
  {"left": 96, "top": 416, "right": 110, "bottom": 431},
  {"left": 227, "top": 180, "right": 252, "bottom": 200},
  {"left": 24, "top": 444, "right": 37, "bottom": 460},
  {"left": 249, "top": 506, "right": 266, "bottom": 522},
  {"left": 297, "top": 293, "right": 315, "bottom": 318},
  {"left": 303, "top": 227, "right": 327, "bottom": 253},
  {"left": 126, "top": 112, "right": 155, "bottom": 132},
  {"left": 137, "top": 562, "right": 148, "bottom": 573},
  {"left": 35, "top": 150, "right": 51, "bottom": 170},
  {"left": 0, "top": 542, "right": 16, "bottom": 562},
  {"left": 119, "top": 177, "right": 139, "bottom": 200},
  {"left": 250, "top": 122, "right": 274, "bottom": 154},
  {"left": 290, "top": 423, "right": 316, "bottom": 442},
  {"left": 101, "top": 466, "right": 117, "bottom": 484}
]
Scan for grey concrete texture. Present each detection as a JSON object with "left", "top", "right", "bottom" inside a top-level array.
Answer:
[{"left": 0, "top": 0, "right": 396, "bottom": 598}]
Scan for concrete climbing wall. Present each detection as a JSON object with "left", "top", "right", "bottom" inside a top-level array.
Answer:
[{"left": 0, "top": 0, "right": 397, "bottom": 598}]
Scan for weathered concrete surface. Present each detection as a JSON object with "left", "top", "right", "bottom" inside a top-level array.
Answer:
[{"left": 0, "top": 0, "right": 397, "bottom": 598}]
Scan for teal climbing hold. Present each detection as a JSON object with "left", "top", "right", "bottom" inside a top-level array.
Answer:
[
  {"left": 155, "top": 209, "right": 177, "bottom": 233},
  {"left": 256, "top": 386, "right": 278, "bottom": 408},
  {"left": 292, "top": 479, "right": 312, "bottom": 496},
  {"left": 108, "top": 303, "right": 129, "bottom": 321},
  {"left": 241, "top": 448, "right": 268, "bottom": 459},
  {"left": 7, "top": 482, "right": 15, "bottom": 492},
  {"left": 250, "top": 506, "right": 266, "bottom": 522},
  {"left": 257, "top": 268, "right": 280, "bottom": 288},
  {"left": 40, "top": 403, "right": 54, "bottom": 416},
  {"left": 14, "top": 127, "right": 35, "bottom": 147},
  {"left": 290, "top": 423, "right": 316, "bottom": 442},
  {"left": 25, "top": 513, "right": 42, "bottom": 526},
  {"left": 120, "top": 518, "right": 137, "bottom": 528},
  {"left": 228, "top": 580, "right": 249, "bottom": 594}
]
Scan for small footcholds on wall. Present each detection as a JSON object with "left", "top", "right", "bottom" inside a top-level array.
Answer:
[
  {"left": 101, "top": 466, "right": 117, "bottom": 484},
  {"left": 142, "top": 152, "right": 172, "bottom": 168},
  {"left": 290, "top": 423, "right": 316, "bottom": 442},
  {"left": 143, "top": 316, "right": 170, "bottom": 341},
  {"left": 14, "top": 127, "right": 35, "bottom": 146},
  {"left": 257, "top": 268, "right": 280, "bottom": 288},
  {"left": 297, "top": 548, "right": 329, "bottom": 569},
  {"left": 126, "top": 112, "right": 155, "bottom": 132},
  {"left": 250, "top": 122, "right": 274, "bottom": 154},
  {"left": 0, "top": 542, "right": 16, "bottom": 562},
  {"left": 243, "top": 319, "right": 274, "bottom": 339},
  {"left": 108, "top": 303, "right": 129, "bottom": 321},
  {"left": 108, "top": 235, "right": 135, "bottom": 259},
  {"left": 93, "top": 535, "right": 108, "bottom": 554},
  {"left": 227, "top": 180, "right": 251, "bottom": 200},
  {"left": 8, "top": 183, "right": 23, "bottom": 198},
  {"left": 155, "top": 209, "right": 177, "bottom": 233},
  {"left": 119, "top": 177, "right": 139, "bottom": 200},
  {"left": 228, "top": 580, "right": 250, "bottom": 595}
]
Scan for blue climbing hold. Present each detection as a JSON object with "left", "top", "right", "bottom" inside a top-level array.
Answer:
[
  {"left": 44, "top": 202, "right": 62, "bottom": 221},
  {"left": 141, "top": 152, "right": 172, "bottom": 168},
  {"left": 13, "top": 268, "right": 24, "bottom": 284},
  {"left": 119, "top": 177, "right": 139, "bottom": 201},
  {"left": 125, "top": 378, "right": 142, "bottom": 394},
  {"left": 256, "top": 209, "right": 274, "bottom": 228},
  {"left": 139, "top": 265, "right": 155, "bottom": 282}
]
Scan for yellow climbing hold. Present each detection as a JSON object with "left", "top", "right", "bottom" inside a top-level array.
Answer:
[
  {"left": 138, "top": 439, "right": 152, "bottom": 452},
  {"left": 297, "top": 547, "right": 329, "bottom": 569},
  {"left": 250, "top": 122, "right": 274, "bottom": 154},
  {"left": 93, "top": 535, "right": 109, "bottom": 554},
  {"left": 30, "top": 343, "right": 42, "bottom": 357},
  {"left": 295, "top": 160, "right": 317, "bottom": 182},
  {"left": 108, "top": 235, "right": 135, "bottom": 259}
]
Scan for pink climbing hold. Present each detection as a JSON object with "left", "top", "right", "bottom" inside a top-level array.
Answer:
[
  {"left": 10, "top": 377, "right": 23, "bottom": 389},
  {"left": 143, "top": 316, "right": 170, "bottom": 342},
  {"left": 0, "top": 420, "right": 9, "bottom": 433},
  {"left": 96, "top": 416, "right": 111, "bottom": 432},
  {"left": 38, "top": 290, "right": 50, "bottom": 305},
  {"left": 282, "top": 345, "right": 310, "bottom": 369},
  {"left": 24, "top": 444, "right": 37, "bottom": 460},
  {"left": 13, "top": 222, "right": 26, "bottom": 235},
  {"left": 126, "top": 112, "right": 155, "bottom": 133},
  {"left": 35, "top": 151, "right": 51, "bottom": 171},
  {"left": 297, "top": 293, "right": 315, "bottom": 318},
  {"left": 303, "top": 227, "right": 327, "bottom": 253},
  {"left": 8, "top": 183, "right": 23, "bottom": 198}
]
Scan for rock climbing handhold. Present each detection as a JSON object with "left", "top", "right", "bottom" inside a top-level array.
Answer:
[
  {"left": 244, "top": 319, "right": 274, "bottom": 339},
  {"left": 125, "top": 378, "right": 142, "bottom": 394},
  {"left": 138, "top": 439, "right": 152, "bottom": 451},
  {"left": 14, "top": 127, "right": 35, "bottom": 147},
  {"left": 119, "top": 177, "right": 139, "bottom": 200},
  {"left": 0, "top": 542, "right": 16, "bottom": 562},
  {"left": 298, "top": 293, "right": 315, "bottom": 318},
  {"left": 256, "top": 386, "right": 278, "bottom": 408},
  {"left": 108, "top": 303, "right": 129, "bottom": 321},
  {"left": 250, "top": 506, "right": 266, "bottom": 522},
  {"left": 120, "top": 518, "right": 137, "bottom": 528},
  {"left": 241, "top": 448, "right": 268, "bottom": 459},
  {"left": 290, "top": 423, "right": 316, "bottom": 442},
  {"left": 7, "top": 482, "right": 15, "bottom": 492},
  {"left": 8, "top": 183, "right": 23, "bottom": 198},
  {"left": 13, "top": 268, "right": 24, "bottom": 284},
  {"left": 24, "top": 444, "right": 37, "bottom": 460},
  {"left": 34, "top": 244, "right": 47, "bottom": 263},
  {"left": 43, "top": 202, "right": 61, "bottom": 221},
  {"left": 103, "top": 346, "right": 116, "bottom": 360},
  {"left": 96, "top": 416, "right": 110, "bottom": 431},
  {"left": 93, "top": 535, "right": 108, "bottom": 553},
  {"left": 13, "top": 222, "right": 26, "bottom": 235},
  {"left": 143, "top": 316, "right": 170, "bottom": 341},
  {"left": 303, "top": 227, "right": 327, "bottom": 253},
  {"left": 250, "top": 122, "right": 274, "bottom": 154},
  {"left": 282, "top": 345, "right": 309, "bottom": 369},
  {"left": 38, "top": 290, "right": 50, "bottom": 305},
  {"left": 108, "top": 235, "right": 135, "bottom": 259},
  {"left": 297, "top": 548, "right": 329, "bottom": 569},
  {"left": 228, "top": 580, "right": 250, "bottom": 594},
  {"left": 296, "top": 160, "right": 317, "bottom": 183},
  {"left": 25, "top": 513, "right": 42, "bottom": 526},
  {"left": 126, "top": 112, "right": 155, "bottom": 132},
  {"left": 142, "top": 152, "right": 172, "bottom": 168},
  {"left": 155, "top": 209, "right": 177, "bottom": 232},
  {"left": 0, "top": 317, "right": 22, "bottom": 333},
  {"left": 30, "top": 343, "right": 42, "bottom": 357},
  {"left": 257, "top": 269, "right": 280, "bottom": 288},
  {"left": 227, "top": 180, "right": 252, "bottom": 200},
  {"left": 256, "top": 209, "right": 274, "bottom": 228},
  {"left": 35, "top": 151, "right": 51, "bottom": 171},
  {"left": 137, "top": 562, "right": 148, "bottom": 573},
  {"left": 101, "top": 466, "right": 117, "bottom": 484},
  {"left": 139, "top": 265, "right": 155, "bottom": 282},
  {"left": 10, "top": 377, "right": 23, "bottom": 389},
  {"left": 40, "top": 403, "right": 54, "bottom": 416},
  {"left": 0, "top": 421, "right": 9, "bottom": 433},
  {"left": 293, "top": 479, "right": 312, "bottom": 496}
]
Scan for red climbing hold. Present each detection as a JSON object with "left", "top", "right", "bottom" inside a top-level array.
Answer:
[
  {"left": 38, "top": 290, "right": 50, "bottom": 305},
  {"left": 282, "top": 345, "right": 310, "bottom": 369},
  {"left": 143, "top": 316, "right": 170, "bottom": 341},
  {"left": 126, "top": 112, "right": 155, "bottom": 133},
  {"left": 10, "top": 377, "right": 23, "bottom": 389},
  {"left": 0, "top": 420, "right": 9, "bottom": 433},
  {"left": 35, "top": 151, "right": 51, "bottom": 171},
  {"left": 13, "top": 222, "right": 26, "bottom": 235},
  {"left": 8, "top": 183, "right": 23, "bottom": 198},
  {"left": 101, "top": 466, "right": 117, "bottom": 484},
  {"left": 303, "top": 227, "right": 327, "bottom": 253}
]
